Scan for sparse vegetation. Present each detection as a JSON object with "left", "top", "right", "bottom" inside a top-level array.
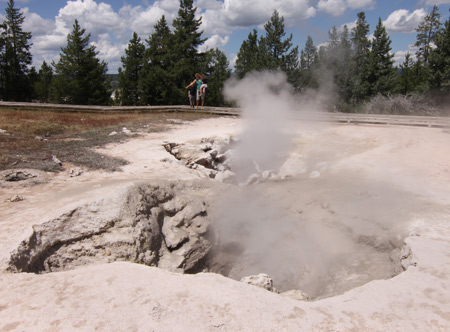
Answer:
[
  {"left": 363, "top": 94, "right": 441, "bottom": 116},
  {"left": 0, "top": 108, "right": 218, "bottom": 172}
]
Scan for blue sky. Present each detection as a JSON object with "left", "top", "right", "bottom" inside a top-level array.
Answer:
[{"left": 1, "top": 0, "right": 450, "bottom": 73}]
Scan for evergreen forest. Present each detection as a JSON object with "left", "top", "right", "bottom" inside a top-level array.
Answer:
[{"left": 1, "top": 0, "right": 449, "bottom": 114}]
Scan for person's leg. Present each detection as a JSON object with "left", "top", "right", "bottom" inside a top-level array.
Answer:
[
  {"left": 201, "top": 91, "right": 205, "bottom": 108},
  {"left": 196, "top": 90, "right": 200, "bottom": 109}
]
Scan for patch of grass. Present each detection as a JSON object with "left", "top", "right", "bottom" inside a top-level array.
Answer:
[{"left": 0, "top": 109, "right": 219, "bottom": 172}]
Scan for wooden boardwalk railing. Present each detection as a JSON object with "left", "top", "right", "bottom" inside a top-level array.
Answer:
[{"left": 1, "top": 101, "right": 448, "bottom": 128}]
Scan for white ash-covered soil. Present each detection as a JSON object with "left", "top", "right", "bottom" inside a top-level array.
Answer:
[{"left": 0, "top": 116, "right": 450, "bottom": 332}]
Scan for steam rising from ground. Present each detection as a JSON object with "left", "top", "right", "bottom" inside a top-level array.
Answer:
[
  {"left": 210, "top": 71, "right": 412, "bottom": 298},
  {"left": 223, "top": 72, "right": 295, "bottom": 182}
]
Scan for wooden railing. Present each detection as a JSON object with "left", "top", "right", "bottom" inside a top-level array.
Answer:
[{"left": 1, "top": 101, "right": 448, "bottom": 128}]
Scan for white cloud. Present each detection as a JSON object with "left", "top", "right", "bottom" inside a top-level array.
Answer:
[
  {"left": 91, "top": 34, "right": 124, "bottom": 62},
  {"left": 22, "top": 8, "right": 55, "bottom": 37},
  {"left": 346, "top": 0, "right": 375, "bottom": 9},
  {"left": 56, "top": 0, "right": 123, "bottom": 39},
  {"left": 199, "top": 0, "right": 316, "bottom": 37},
  {"left": 230, "top": 53, "right": 238, "bottom": 69},
  {"left": 383, "top": 9, "right": 426, "bottom": 34},
  {"left": 220, "top": 0, "right": 314, "bottom": 28},
  {"left": 130, "top": 5, "right": 170, "bottom": 35},
  {"left": 318, "top": 0, "right": 375, "bottom": 16},
  {"left": 199, "top": 34, "right": 230, "bottom": 52},
  {"left": 318, "top": 0, "right": 347, "bottom": 16},
  {"left": 32, "top": 34, "right": 66, "bottom": 51},
  {"left": 91, "top": 34, "right": 126, "bottom": 72},
  {"left": 157, "top": 0, "right": 180, "bottom": 12}
]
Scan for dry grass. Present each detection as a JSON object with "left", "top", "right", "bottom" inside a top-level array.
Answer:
[{"left": 0, "top": 108, "right": 218, "bottom": 172}]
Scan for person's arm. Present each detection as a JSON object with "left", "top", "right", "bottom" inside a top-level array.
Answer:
[{"left": 185, "top": 80, "right": 195, "bottom": 89}]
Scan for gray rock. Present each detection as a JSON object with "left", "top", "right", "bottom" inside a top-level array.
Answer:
[
  {"left": 400, "top": 245, "right": 416, "bottom": 270},
  {"left": 162, "top": 223, "right": 189, "bottom": 249},
  {"left": 200, "top": 143, "right": 212, "bottom": 152},
  {"left": 162, "top": 198, "right": 187, "bottom": 215},
  {"left": 8, "top": 181, "right": 212, "bottom": 275},
  {"left": 216, "top": 153, "right": 227, "bottom": 163},
  {"left": 163, "top": 142, "right": 178, "bottom": 153},
  {"left": 70, "top": 168, "right": 83, "bottom": 177},
  {"left": 122, "top": 127, "right": 132, "bottom": 135},
  {"left": 5, "top": 195, "right": 24, "bottom": 202},
  {"left": 189, "top": 216, "right": 210, "bottom": 235},
  {"left": 173, "top": 235, "right": 212, "bottom": 271},
  {"left": 240, "top": 273, "right": 278, "bottom": 293},
  {"left": 52, "top": 155, "right": 62, "bottom": 166},
  {"left": 4, "top": 170, "right": 37, "bottom": 182},
  {"left": 194, "top": 153, "right": 213, "bottom": 168},
  {"left": 209, "top": 149, "right": 218, "bottom": 159}
]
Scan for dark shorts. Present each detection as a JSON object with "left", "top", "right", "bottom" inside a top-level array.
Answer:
[{"left": 189, "top": 95, "right": 195, "bottom": 102}]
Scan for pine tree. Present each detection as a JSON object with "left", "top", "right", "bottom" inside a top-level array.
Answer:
[
  {"left": 140, "top": 15, "right": 173, "bottom": 105},
  {"left": 118, "top": 32, "right": 145, "bottom": 105},
  {"left": 397, "top": 53, "right": 417, "bottom": 94},
  {"left": 336, "top": 25, "right": 354, "bottom": 104},
  {"left": 261, "top": 10, "right": 299, "bottom": 87},
  {"left": 235, "top": 29, "right": 261, "bottom": 78},
  {"left": 328, "top": 26, "right": 339, "bottom": 51},
  {"left": 203, "top": 48, "right": 231, "bottom": 106},
  {"left": 315, "top": 25, "right": 354, "bottom": 106},
  {"left": 52, "top": 19, "right": 110, "bottom": 105},
  {"left": 0, "top": 0, "right": 33, "bottom": 101},
  {"left": 299, "top": 35, "right": 318, "bottom": 89},
  {"left": 415, "top": 5, "right": 442, "bottom": 64},
  {"left": 368, "top": 18, "right": 396, "bottom": 96},
  {"left": 319, "top": 26, "right": 340, "bottom": 70},
  {"left": 171, "top": 0, "right": 206, "bottom": 104},
  {"left": 351, "top": 11, "right": 371, "bottom": 102},
  {"left": 34, "top": 61, "right": 53, "bottom": 102},
  {"left": 429, "top": 15, "right": 450, "bottom": 94},
  {"left": 27, "top": 66, "right": 38, "bottom": 100},
  {"left": 300, "top": 36, "right": 317, "bottom": 70}
]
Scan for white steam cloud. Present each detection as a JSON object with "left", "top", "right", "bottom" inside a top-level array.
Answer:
[
  {"left": 223, "top": 71, "right": 295, "bottom": 182},
  {"left": 209, "top": 71, "right": 413, "bottom": 298}
]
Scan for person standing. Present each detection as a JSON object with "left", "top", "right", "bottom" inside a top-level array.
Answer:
[
  {"left": 200, "top": 74, "right": 208, "bottom": 109},
  {"left": 185, "top": 73, "right": 202, "bottom": 109},
  {"left": 187, "top": 83, "right": 196, "bottom": 108}
]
